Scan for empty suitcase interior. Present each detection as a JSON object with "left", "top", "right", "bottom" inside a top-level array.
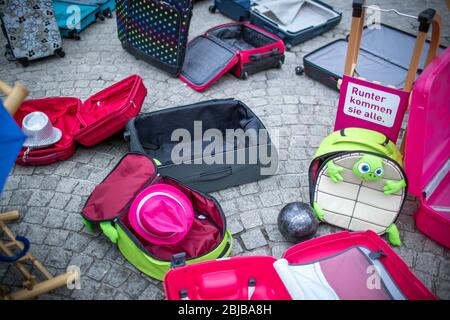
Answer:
[
  {"left": 131, "top": 100, "right": 264, "bottom": 166},
  {"left": 252, "top": 0, "right": 340, "bottom": 33},
  {"left": 181, "top": 36, "right": 236, "bottom": 87},
  {"left": 207, "top": 23, "right": 280, "bottom": 51},
  {"left": 304, "top": 24, "right": 445, "bottom": 89},
  {"left": 182, "top": 24, "right": 280, "bottom": 87}
]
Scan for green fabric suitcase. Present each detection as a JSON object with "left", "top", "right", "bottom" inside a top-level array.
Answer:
[
  {"left": 308, "top": 128, "right": 407, "bottom": 246},
  {"left": 81, "top": 153, "right": 232, "bottom": 280}
]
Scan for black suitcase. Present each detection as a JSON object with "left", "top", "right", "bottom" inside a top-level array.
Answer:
[
  {"left": 303, "top": 24, "right": 446, "bottom": 91},
  {"left": 124, "top": 99, "right": 278, "bottom": 193},
  {"left": 115, "top": 0, "right": 193, "bottom": 76},
  {"left": 0, "top": 0, "right": 65, "bottom": 67}
]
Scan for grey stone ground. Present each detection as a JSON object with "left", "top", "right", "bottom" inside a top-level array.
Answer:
[{"left": 1, "top": 0, "right": 449, "bottom": 300}]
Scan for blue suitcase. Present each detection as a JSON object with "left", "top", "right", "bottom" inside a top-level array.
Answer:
[
  {"left": 53, "top": 0, "right": 103, "bottom": 40},
  {"left": 209, "top": 0, "right": 342, "bottom": 50},
  {"left": 209, "top": 0, "right": 252, "bottom": 22},
  {"left": 58, "top": 0, "right": 116, "bottom": 18}
]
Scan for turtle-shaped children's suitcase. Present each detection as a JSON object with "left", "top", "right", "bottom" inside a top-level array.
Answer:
[
  {"left": 81, "top": 153, "right": 232, "bottom": 280},
  {"left": 309, "top": 128, "right": 407, "bottom": 246}
]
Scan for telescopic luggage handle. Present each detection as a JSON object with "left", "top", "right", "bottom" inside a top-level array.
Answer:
[{"left": 343, "top": 0, "right": 442, "bottom": 92}]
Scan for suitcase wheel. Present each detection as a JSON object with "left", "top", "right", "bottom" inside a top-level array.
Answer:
[
  {"left": 285, "top": 43, "right": 292, "bottom": 51},
  {"left": 69, "top": 30, "right": 81, "bottom": 41},
  {"left": 208, "top": 5, "right": 217, "bottom": 13},
  {"left": 241, "top": 72, "right": 249, "bottom": 80},
  {"left": 97, "top": 13, "right": 105, "bottom": 21},
  {"left": 18, "top": 58, "right": 30, "bottom": 68},
  {"left": 295, "top": 66, "right": 304, "bottom": 76},
  {"left": 276, "top": 60, "right": 283, "bottom": 69},
  {"left": 55, "top": 48, "right": 65, "bottom": 58},
  {"left": 104, "top": 9, "right": 113, "bottom": 18}
]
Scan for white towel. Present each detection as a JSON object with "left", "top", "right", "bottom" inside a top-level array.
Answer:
[{"left": 273, "top": 259, "right": 339, "bottom": 300}]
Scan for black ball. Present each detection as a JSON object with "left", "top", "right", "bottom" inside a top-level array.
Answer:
[{"left": 278, "top": 202, "right": 319, "bottom": 243}]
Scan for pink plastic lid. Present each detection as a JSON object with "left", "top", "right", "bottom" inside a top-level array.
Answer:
[{"left": 405, "top": 47, "right": 450, "bottom": 198}]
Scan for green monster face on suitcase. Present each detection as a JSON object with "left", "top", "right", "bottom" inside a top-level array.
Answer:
[{"left": 310, "top": 128, "right": 406, "bottom": 247}]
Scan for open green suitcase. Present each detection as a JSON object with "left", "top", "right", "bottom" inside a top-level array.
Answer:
[
  {"left": 81, "top": 153, "right": 232, "bottom": 280},
  {"left": 309, "top": 128, "right": 407, "bottom": 246}
]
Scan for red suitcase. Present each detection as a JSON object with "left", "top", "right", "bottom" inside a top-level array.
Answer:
[
  {"left": 164, "top": 231, "right": 435, "bottom": 300},
  {"left": 180, "top": 22, "right": 285, "bottom": 92},
  {"left": 14, "top": 75, "right": 147, "bottom": 166}
]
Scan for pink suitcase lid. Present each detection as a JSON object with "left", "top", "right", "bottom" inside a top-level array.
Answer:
[
  {"left": 74, "top": 74, "right": 146, "bottom": 146},
  {"left": 164, "top": 231, "right": 435, "bottom": 300},
  {"left": 179, "top": 35, "right": 239, "bottom": 92},
  {"left": 405, "top": 47, "right": 450, "bottom": 198}
]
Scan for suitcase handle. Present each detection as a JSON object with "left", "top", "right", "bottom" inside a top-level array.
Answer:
[
  {"left": 198, "top": 167, "right": 233, "bottom": 182},
  {"left": 344, "top": 1, "right": 442, "bottom": 92},
  {"left": 336, "top": 129, "right": 393, "bottom": 156},
  {"left": 249, "top": 48, "right": 279, "bottom": 61}
]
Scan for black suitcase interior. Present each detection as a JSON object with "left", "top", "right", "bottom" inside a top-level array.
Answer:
[
  {"left": 303, "top": 24, "right": 446, "bottom": 90},
  {"left": 124, "top": 99, "right": 278, "bottom": 193}
]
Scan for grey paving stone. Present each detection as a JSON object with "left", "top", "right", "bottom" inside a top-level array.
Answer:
[
  {"left": 44, "top": 229, "right": 70, "bottom": 247},
  {"left": 93, "top": 284, "right": 117, "bottom": 300},
  {"left": 119, "top": 273, "right": 149, "bottom": 298},
  {"left": 9, "top": 190, "right": 33, "bottom": 206},
  {"left": 241, "top": 228, "right": 268, "bottom": 250},
  {"left": 64, "top": 232, "right": 92, "bottom": 253},
  {"left": 69, "top": 254, "right": 94, "bottom": 275},
  {"left": 228, "top": 217, "right": 244, "bottom": 235},
  {"left": 138, "top": 285, "right": 164, "bottom": 300},
  {"left": 64, "top": 214, "right": 85, "bottom": 232},
  {"left": 415, "top": 252, "right": 442, "bottom": 276},
  {"left": 104, "top": 264, "right": 132, "bottom": 288},
  {"left": 240, "top": 210, "right": 263, "bottom": 229},
  {"left": 42, "top": 209, "right": 67, "bottom": 228},
  {"left": 28, "top": 190, "right": 54, "bottom": 207},
  {"left": 87, "top": 260, "right": 112, "bottom": 281},
  {"left": 46, "top": 248, "right": 73, "bottom": 269},
  {"left": 84, "top": 238, "right": 112, "bottom": 259},
  {"left": 23, "top": 207, "right": 48, "bottom": 224}
]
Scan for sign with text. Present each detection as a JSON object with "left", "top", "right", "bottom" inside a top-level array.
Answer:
[{"left": 335, "top": 76, "right": 410, "bottom": 143}]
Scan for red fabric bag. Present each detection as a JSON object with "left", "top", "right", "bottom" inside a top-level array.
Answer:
[{"left": 14, "top": 75, "right": 147, "bottom": 165}]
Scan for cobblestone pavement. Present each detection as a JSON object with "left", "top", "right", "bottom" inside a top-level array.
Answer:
[{"left": 1, "top": 0, "right": 449, "bottom": 300}]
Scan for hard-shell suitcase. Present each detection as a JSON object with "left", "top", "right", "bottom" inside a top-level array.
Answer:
[
  {"left": 209, "top": 0, "right": 252, "bottom": 22},
  {"left": 180, "top": 22, "right": 285, "bottom": 91},
  {"left": 81, "top": 153, "right": 232, "bottom": 281},
  {"left": 405, "top": 47, "right": 450, "bottom": 248},
  {"left": 249, "top": 0, "right": 342, "bottom": 50},
  {"left": 116, "top": 0, "right": 194, "bottom": 76},
  {"left": 308, "top": 128, "right": 407, "bottom": 245},
  {"left": 13, "top": 75, "right": 147, "bottom": 166},
  {"left": 52, "top": 0, "right": 102, "bottom": 40},
  {"left": 124, "top": 98, "right": 278, "bottom": 193},
  {"left": 0, "top": 0, "right": 65, "bottom": 67},
  {"left": 57, "top": 0, "right": 115, "bottom": 18},
  {"left": 303, "top": 24, "right": 445, "bottom": 91},
  {"left": 164, "top": 231, "right": 435, "bottom": 300}
]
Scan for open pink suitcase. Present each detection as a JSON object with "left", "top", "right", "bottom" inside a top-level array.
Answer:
[
  {"left": 405, "top": 47, "right": 450, "bottom": 248},
  {"left": 164, "top": 231, "right": 435, "bottom": 300}
]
